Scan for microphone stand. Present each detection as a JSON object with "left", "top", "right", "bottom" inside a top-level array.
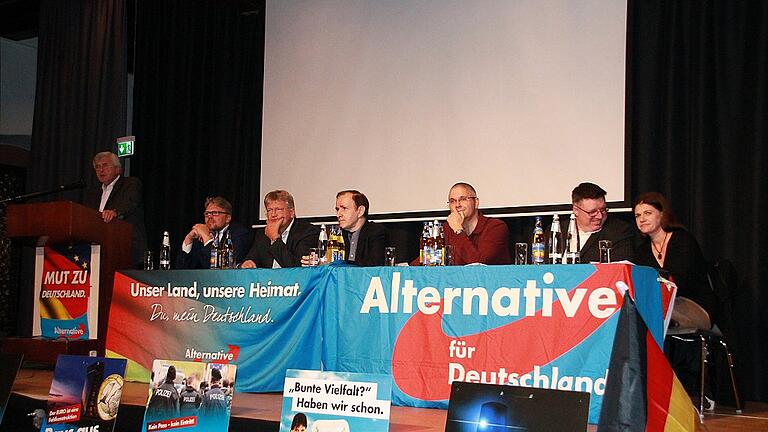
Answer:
[{"left": 0, "top": 180, "right": 86, "bottom": 204}]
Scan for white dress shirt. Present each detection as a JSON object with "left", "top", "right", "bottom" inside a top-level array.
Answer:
[
  {"left": 99, "top": 175, "right": 120, "bottom": 211},
  {"left": 272, "top": 218, "right": 295, "bottom": 269}
]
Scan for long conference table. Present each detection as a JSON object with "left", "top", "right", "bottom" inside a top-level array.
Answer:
[{"left": 105, "top": 263, "right": 673, "bottom": 425}]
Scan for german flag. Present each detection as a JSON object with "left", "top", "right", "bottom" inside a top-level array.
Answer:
[{"left": 597, "top": 294, "right": 696, "bottom": 431}]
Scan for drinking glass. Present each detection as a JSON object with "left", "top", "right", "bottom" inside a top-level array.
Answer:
[
  {"left": 308, "top": 248, "right": 320, "bottom": 266},
  {"left": 515, "top": 243, "right": 528, "bottom": 265},
  {"left": 384, "top": 247, "right": 396, "bottom": 266},
  {"left": 599, "top": 240, "right": 612, "bottom": 263},
  {"left": 445, "top": 245, "right": 455, "bottom": 266},
  {"left": 143, "top": 250, "right": 154, "bottom": 270}
]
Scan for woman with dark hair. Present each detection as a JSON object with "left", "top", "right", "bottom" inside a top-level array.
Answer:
[
  {"left": 290, "top": 412, "right": 308, "bottom": 432},
  {"left": 633, "top": 192, "right": 715, "bottom": 322},
  {"left": 634, "top": 192, "right": 720, "bottom": 402}
]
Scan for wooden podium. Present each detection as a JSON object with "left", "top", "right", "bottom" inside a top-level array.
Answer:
[{"left": 0, "top": 201, "right": 132, "bottom": 362}]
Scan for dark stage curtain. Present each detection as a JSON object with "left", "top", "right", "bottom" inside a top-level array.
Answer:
[
  {"left": 29, "top": 0, "right": 127, "bottom": 198},
  {"left": 629, "top": 0, "right": 768, "bottom": 401},
  {"left": 130, "top": 0, "right": 264, "bottom": 254},
  {"left": 20, "top": 0, "right": 766, "bottom": 402}
]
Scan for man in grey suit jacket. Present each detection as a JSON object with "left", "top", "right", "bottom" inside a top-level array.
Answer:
[
  {"left": 83, "top": 151, "right": 147, "bottom": 266},
  {"left": 571, "top": 182, "right": 634, "bottom": 263}
]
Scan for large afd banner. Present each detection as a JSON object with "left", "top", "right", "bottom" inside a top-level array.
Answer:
[
  {"left": 106, "top": 264, "right": 672, "bottom": 424},
  {"left": 323, "top": 264, "right": 668, "bottom": 424},
  {"left": 106, "top": 268, "right": 328, "bottom": 391}
]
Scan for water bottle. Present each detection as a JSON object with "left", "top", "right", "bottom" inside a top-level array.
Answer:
[
  {"left": 209, "top": 231, "right": 219, "bottom": 269},
  {"left": 531, "top": 217, "right": 545, "bottom": 265},
  {"left": 419, "top": 222, "right": 429, "bottom": 265},
  {"left": 436, "top": 222, "right": 446, "bottom": 266},
  {"left": 327, "top": 226, "right": 337, "bottom": 262},
  {"left": 159, "top": 231, "right": 171, "bottom": 270},
  {"left": 564, "top": 213, "right": 581, "bottom": 264},
  {"left": 548, "top": 214, "right": 563, "bottom": 264},
  {"left": 424, "top": 221, "right": 435, "bottom": 266},
  {"left": 430, "top": 220, "right": 443, "bottom": 266},
  {"left": 221, "top": 231, "right": 234, "bottom": 269},
  {"left": 317, "top": 224, "right": 328, "bottom": 264},
  {"left": 335, "top": 225, "right": 346, "bottom": 261}
]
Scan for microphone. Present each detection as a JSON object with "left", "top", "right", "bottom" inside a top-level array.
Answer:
[
  {"left": 0, "top": 178, "right": 87, "bottom": 204},
  {"left": 56, "top": 179, "right": 86, "bottom": 192}
]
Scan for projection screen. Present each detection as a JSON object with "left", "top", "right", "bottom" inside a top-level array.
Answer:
[{"left": 261, "top": 0, "right": 627, "bottom": 220}]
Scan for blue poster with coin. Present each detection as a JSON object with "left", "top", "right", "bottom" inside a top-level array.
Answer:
[
  {"left": 141, "top": 359, "right": 237, "bottom": 432},
  {"left": 40, "top": 355, "right": 127, "bottom": 432}
]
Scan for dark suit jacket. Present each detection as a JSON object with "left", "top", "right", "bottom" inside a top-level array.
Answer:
[
  {"left": 579, "top": 217, "right": 635, "bottom": 263},
  {"left": 175, "top": 222, "right": 254, "bottom": 269},
  {"left": 243, "top": 218, "right": 320, "bottom": 268},
  {"left": 83, "top": 176, "right": 147, "bottom": 265},
  {"left": 342, "top": 220, "right": 388, "bottom": 266}
]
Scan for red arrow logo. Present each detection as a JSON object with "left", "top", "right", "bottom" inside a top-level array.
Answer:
[{"left": 391, "top": 265, "right": 630, "bottom": 400}]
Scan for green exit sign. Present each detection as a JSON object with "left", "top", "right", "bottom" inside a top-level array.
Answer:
[{"left": 116, "top": 136, "right": 135, "bottom": 157}]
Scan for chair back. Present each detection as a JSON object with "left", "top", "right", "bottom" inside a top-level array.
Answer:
[
  {"left": 706, "top": 260, "right": 739, "bottom": 347},
  {"left": 669, "top": 296, "right": 711, "bottom": 333}
]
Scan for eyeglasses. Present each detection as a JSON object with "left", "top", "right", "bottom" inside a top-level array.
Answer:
[
  {"left": 447, "top": 196, "right": 477, "bottom": 206},
  {"left": 266, "top": 207, "right": 289, "bottom": 214},
  {"left": 574, "top": 204, "right": 608, "bottom": 218},
  {"left": 204, "top": 211, "right": 229, "bottom": 217}
]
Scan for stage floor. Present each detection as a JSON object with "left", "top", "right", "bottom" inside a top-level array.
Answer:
[{"left": 9, "top": 369, "right": 768, "bottom": 432}]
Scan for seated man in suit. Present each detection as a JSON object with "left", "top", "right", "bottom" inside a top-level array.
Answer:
[
  {"left": 83, "top": 151, "right": 147, "bottom": 266},
  {"left": 571, "top": 182, "right": 635, "bottom": 262},
  {"left": 241, "top": 190, "right": 319, "bottom": 268},
  {"left": 335, "top": 190, "right": 387, "bottom": 266},
  {"left": 176, "top": 196, "right": 253, "bottom": 269}
]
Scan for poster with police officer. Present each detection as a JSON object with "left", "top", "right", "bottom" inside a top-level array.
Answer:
[{"left": 142, "top": 359, "right": 237, "bottom": 432}]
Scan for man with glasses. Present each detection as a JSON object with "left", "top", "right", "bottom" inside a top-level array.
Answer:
[
  {"left": 444, "top": 182, "right": 511, "bottom": 265},
  {"left": 241, "top": 190, "right": 320, "bottom": 268},
  {"left": 571, "top": 182, "right": 634, "bottom": 262},
  {"left": 177, "top": 196, "right": 253, "bottom": 269}
]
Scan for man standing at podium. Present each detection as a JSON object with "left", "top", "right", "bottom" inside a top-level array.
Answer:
[{"left": 83, "top": 151, "right": 147, "bottom": 267}]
